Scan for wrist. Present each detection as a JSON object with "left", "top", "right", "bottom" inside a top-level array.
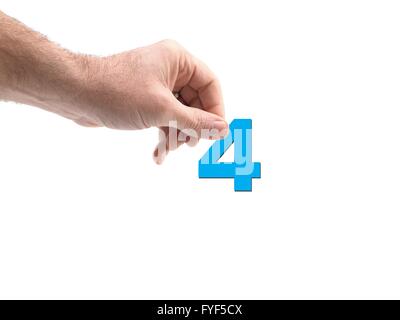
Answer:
[
  {"left": 69, "top": 54, "right": 110, "bottom": 121},
  {"left": 27, "top": 50, "right": 98, "bottom": 120}
]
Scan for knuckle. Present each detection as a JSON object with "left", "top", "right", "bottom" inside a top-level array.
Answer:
[
  {"left": 159, "top": 39, "right": 181, "bottom": 50},
  {"left": 197, "top": 116, "right": 208, "bottom": 130},
  {"left": 191, "top": 112, "right": 206, "bottom": 130}
]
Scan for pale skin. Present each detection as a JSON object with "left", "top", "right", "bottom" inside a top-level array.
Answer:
[{"left": 0, "top": 11, "right": 228, "bottom": 164}]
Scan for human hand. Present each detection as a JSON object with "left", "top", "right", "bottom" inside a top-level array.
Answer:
[
  {"left": 77, "top": 40, "right": 228, "bottom": 164},
  {"left": 0, "top": 11, "right": 228, "bottom": 164}
]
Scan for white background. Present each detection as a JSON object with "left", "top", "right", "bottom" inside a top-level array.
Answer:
[{"left": 0, "top": 0, "right": 400, "bottom": 299}]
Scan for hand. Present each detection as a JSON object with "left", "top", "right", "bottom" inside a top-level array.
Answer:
[
  {"left": 77, "top": 40, "right": 228, "bottom": 164},
  {"left": 0, "top": 10, "right": 228, "bottom": 164}
]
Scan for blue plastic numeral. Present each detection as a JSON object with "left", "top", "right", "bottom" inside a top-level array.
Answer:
[{"left": 199, "top": 119, "right": 261, "bottom": 191}]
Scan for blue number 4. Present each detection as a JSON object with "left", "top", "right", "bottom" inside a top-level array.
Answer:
[{"left": 199, "top": 119, "right": 261, "bottom": 191}]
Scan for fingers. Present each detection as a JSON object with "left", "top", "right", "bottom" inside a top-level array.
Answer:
[
  {"left": 153, "top": 127, "right": 198, "bottom": 165},
  {"left": 179, "top": 85, "right": 198, "bottom": 106},
  {"left": 184, "top": 56, "right": 225, "bottom": 118},
  {"left": 152, "top": 44, "right": 227, "bottom": 164},
  {"left": 157, "top": 91, "right": 228, "bottom": 139},
  {"left": 174, "top": 102, "right": 228, "bottom": 139}
]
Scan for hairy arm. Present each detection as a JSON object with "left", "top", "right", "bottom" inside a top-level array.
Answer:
[
  {"left": 0, "top": 11, "right": 90, "bottom": 121},
  {"left": 0, "top": 10, "right": 227, "bottom": 163}
]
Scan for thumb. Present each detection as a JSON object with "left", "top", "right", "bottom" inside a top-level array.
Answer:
[{"left": 165, "top": 94, "right": 229, "bottom": 140}]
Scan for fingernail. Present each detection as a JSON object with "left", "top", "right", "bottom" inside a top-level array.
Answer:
[
  {"left": 211, "top": 120, "right": 229, "bottom": 138},
  {"left": 213, "top": 120, "right": 228, "bottom": 131}
]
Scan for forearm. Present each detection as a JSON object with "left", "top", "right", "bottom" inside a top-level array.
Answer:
[
  {"left": 0, "top": 10, "right": 89, "bottom": 117},
  {"left": 0, "top": 9, "right": 227, "bottom": 153}
]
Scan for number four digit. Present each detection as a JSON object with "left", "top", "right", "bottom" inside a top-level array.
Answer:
[{"left": 198, "top": 119, "right": 261, "bottom": 191}]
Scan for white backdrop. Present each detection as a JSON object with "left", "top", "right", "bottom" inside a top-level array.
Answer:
[{"left": 1, "top": 0, "right": 400, "bottom": 299}]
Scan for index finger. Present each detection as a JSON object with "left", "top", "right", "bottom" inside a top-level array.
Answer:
[{"left": 187, "top": 56, "right": 225, "bottom": 118}]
